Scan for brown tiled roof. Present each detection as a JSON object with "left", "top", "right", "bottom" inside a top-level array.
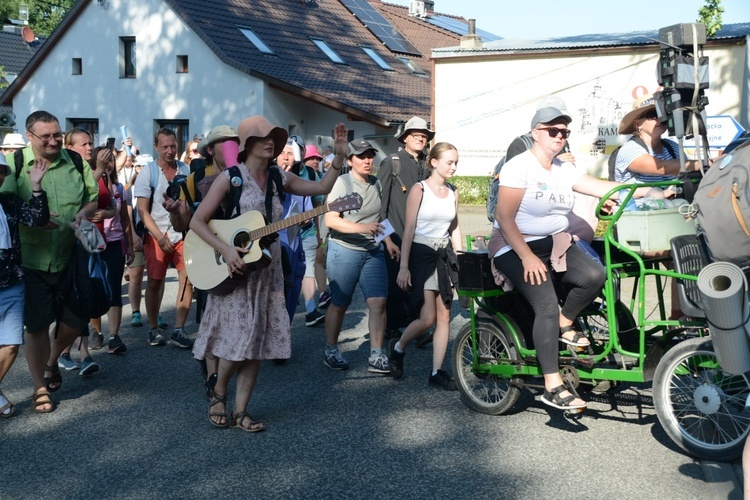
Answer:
[{"left": 166, "top": 0, "right": 462, "bottom": 125}]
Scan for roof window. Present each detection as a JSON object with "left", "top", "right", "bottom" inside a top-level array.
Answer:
[
  {"left": 311, "top": 38, "right": 346, "bottom": 64},
  {"left": 239, "top": 27, "right": 274, "bottom": 55},
  {"left": 362, "top": 46, "right": 393, "bottom": 71}
]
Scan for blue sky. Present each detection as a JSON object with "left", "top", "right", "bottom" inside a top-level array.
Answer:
[{"left": 388, "top": 0, "right": 750, "bottom": 39}]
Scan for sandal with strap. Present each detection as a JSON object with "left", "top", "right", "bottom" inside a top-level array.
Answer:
[
  {"left": 44, "top": 364, "right": 62, "bottom": 392},
  {"left": 32, "top": 389, "right": 55, "bottom": 413},
  {"left": 541, "top": 384, "right": 586, "bottom": 410},
  {"left": 560, "top": 325, "right": 590, "bottom": 347},
  {"left": 0, "top": 390, "right": 14, "bottom": 418},
  {"left": 208, "top": 391, "right": 228, "bottom": 428},
  {"left": 230, "top": 411, "right": 265, "bottom": 433}
]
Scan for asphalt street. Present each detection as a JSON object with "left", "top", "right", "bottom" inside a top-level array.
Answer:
[{"left": 1, "top": 205, "right": 743, "bottom": 499}]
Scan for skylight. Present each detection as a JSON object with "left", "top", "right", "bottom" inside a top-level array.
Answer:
[
  {"left": 398, "top": 57, "right": 426, "bottom": 75},
  {"left": 362, "top": 46, "right": 393, "bottom": 71},
  {"left": 311, "top": 38, "right": 346, "bottom": 64},
  {"left": 238, "top": 27, "right": 274, "bottom": 55}
]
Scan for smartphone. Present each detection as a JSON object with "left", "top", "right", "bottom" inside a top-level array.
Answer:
[{"left": 106, "top": 137, "right": 115, "bottom": 151}]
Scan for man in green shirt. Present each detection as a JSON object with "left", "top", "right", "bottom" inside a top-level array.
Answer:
[{"left": 1, "top": 110, "right": 97, "bottom": 412}]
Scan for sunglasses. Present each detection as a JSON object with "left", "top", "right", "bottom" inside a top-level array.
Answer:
[
  {"left": 638, "top": 110, "right": 659, "bottom": 120},
  {"left": 536, "top": 127, "right": 571, "bottom": 139}
]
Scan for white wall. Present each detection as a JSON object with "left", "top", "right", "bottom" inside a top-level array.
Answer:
[{"left": 433, "top": 42, "right": 748, "bottom": 177}]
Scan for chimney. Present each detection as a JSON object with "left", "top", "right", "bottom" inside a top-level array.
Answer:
[{"left": 459, "top": 19, "right": 483, "bottom": 50}]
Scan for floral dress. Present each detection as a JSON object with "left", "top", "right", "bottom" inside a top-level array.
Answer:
[{"left": 192, "top": 166, "right": 291, "bottom": 361}]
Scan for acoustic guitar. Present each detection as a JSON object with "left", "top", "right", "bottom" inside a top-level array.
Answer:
[{"left": 184, "top": 193, "right": 362, "bottom": 294}]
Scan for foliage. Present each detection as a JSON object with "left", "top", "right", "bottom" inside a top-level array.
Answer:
[
  {"left": 0, "top": 0, "right": 77, "bottom": 38},
  {"left": 448, "top": 176, "right": 488, "bottom": 205},
  {"left": 698, "top": 0, "right": 724, "bottom": 37},
  {"left": 0, "top": 65, "right": 7, "bottom": 89}
]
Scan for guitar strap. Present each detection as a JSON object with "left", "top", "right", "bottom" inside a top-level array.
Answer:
[{"left": 264, "top": 165, "right": 285, "bottom": 223}]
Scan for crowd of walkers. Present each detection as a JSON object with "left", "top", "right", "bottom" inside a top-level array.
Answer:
[{"left": 1, "top": 96, "right": 657, "bottom": 424}]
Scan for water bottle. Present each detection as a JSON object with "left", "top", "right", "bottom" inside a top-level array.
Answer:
[
  {"left": 619, "top": 189, "right": 637, "bottom": 211},
  {"left": 120, "top": 126, "right": 131, "bottom": 156},
  {"left": 642, "top": 198, "right": 666, "bottom": 210}
]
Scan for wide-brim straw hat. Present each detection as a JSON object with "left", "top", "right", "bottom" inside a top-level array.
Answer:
[
  {"left": 237, "top": 116, "right": 288, "bottom": 159},
  {"left": 619, "top": 94, "right": 656, "bottom": 135}
]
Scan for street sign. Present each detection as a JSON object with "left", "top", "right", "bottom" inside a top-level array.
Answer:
[{"left": 683, "top": 115, "right": 744, "bottom": 149}]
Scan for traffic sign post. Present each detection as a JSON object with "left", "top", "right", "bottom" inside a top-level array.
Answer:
[{"left": 682, "top": 115, "right": 744, "bottom": 149}]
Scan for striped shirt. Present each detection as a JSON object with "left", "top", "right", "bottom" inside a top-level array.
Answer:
[{"left": 613, "top": 137, "right": 682, "bottom": 184}]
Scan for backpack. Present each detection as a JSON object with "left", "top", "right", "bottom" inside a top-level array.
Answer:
[
  {"left": 487, "top": 134, "right": 533, "bottom": 222},
  {"left": 693, "top": 143, "right": 750, "bottom": 268},
  {"left": 134, "top": 160, "right": 190, "bottom": 236},
  {"left": 607, "top": 136, "right": 676, "bottom": 181},
  {"left": 62, "top": 240, "right": 112, "bottom": 319}
]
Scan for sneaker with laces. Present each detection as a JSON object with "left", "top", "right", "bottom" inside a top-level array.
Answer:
[
  {"left": 305, "top": 310, "right": 326, "bottom": 327},
  {"left": 108, "top": 335, "right": 127, "bottom": 354},
  {"left": 428, "top": 369, "right": 457, "bottom": 391},
  {"left": 318, "top": 290, "right": 332, "bottom": 309},
  {"left": 158, "top": 314, "right": 168, "bottom": 329},
  {"left": 170, "top": 329, "right": 194, "bottom": 349},
  {"left": 79, "top": 356, "right": 99, "bottom": 377},
  {"left": 415, "top": 328, "right": 434, "bottom": 348},
  {"left": 148, "top": 328, "right": 167, "bottom": 346},
  {"left": 89, "top": 331, "right": 105, "bottom": 350},
  {"left": 323, "top": 348, "right": 349, "bottom": 370},
  {"left": 388, "top": 338, "right": 405, "bottom": 379},
  {"left": 130, "top": 311, "right": 143, "bottom": 327},
  {"left": 368, "top": 353, "right": 390, "bottom": 374},
  {"left": 58, "top": 353, "right": 80, "bottom": 371}
]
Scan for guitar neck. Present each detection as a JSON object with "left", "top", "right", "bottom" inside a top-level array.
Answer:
[{"left": 249, "top": 204, "right": 329, "bottom": 240}]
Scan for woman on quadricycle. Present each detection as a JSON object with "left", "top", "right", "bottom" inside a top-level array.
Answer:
[{"left": 490, "top": 105, "right": 637, "bottom": 411}]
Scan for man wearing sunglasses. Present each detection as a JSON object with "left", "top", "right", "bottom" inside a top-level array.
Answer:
[{"left": 0, "top": 110, "right": 98, "bottom": 412}]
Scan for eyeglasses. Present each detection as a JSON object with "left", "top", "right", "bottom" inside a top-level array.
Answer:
[
  {"left": 638, "top": 110, "right": 658, "bottom": 120},
  {"left": 536, "top": 127, "right": 571, "bottom": 139},
  {"left": 409, "top": 133, "right": 428, "bottom": 140},
  {"left": 28, "top": 130, "right": 63, "bottom": 144}
]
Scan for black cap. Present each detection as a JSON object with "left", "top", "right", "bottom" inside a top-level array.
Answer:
[{"left": 347, "top": 139, "right": 378, "bottom": 158}]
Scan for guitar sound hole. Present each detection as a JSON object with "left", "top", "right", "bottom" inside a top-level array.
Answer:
[{"left": 233, "top": 232, "right": 251, "bottom": 249}]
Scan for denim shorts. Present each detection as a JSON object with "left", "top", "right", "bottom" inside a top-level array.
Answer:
[
  {"left": 0, "top": 282, "right": 25, "bottom": 345},
  {"left": 326, "top": 240, "right": 387, "bottom": 308}
]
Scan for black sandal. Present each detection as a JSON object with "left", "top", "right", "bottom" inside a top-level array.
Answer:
[
  {"left": 229, "top": 411, "right": 265, "bottom": 433},
  {"left": 560, "top": 325, "right": 590, "bottom": 347},
  {"left": 208, "top": 391, "right": 228, "bottom": 428},
  {"left": 44, "top": 365, "right": 62, "bottom": 392},
  {"left": 541, "top": 384, "right": 586, "bottom": 410}
]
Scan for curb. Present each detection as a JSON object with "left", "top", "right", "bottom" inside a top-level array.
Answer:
[{"left": 702, "top": 460, "right": 743, "bottom": 499}]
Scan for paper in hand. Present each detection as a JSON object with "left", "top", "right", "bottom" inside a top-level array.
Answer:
[{"left": 374, "top": 219, "right": 395, "bottom": 244}]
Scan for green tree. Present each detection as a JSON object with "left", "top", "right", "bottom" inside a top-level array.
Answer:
[
  {"left": 0, "top": 65, "right": 7, "bottom": 89},
  {"left": 698, "top": 0, "right": 724, "bottom": 37},
  {"left": 0, "top": 0, "right": 76, "bottom": 38}
]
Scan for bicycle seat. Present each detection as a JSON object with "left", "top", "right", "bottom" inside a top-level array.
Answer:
[{"left": 670, "top": 234, "right": 710, "bottom": 319}]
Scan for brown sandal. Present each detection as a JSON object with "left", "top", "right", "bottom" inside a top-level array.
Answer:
[
  {"left": 33, "top": 389, "right": 55, "bottom": 413},
  {"left": 230, "top": 411, "right": 265, "bottom": 433},
  {"left": 208, "top": 391, "right": 228, "bottom": 428},
  {"left": 44, "top": 364, "right": 62, "bottom": 392}
]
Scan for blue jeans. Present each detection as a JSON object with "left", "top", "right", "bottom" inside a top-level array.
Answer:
[
  {"left": 0, "top": 282, "right": 25, "bottom": 345},
  {"left": 326, "top": 240, "right": 387, "bottom": 308}
]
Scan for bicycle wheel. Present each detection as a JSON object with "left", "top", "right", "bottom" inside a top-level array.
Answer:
[
  {"left": 577, "top": 300, "right": 638, "bottom": 351},
  {"left": 653, "top": 337, "right": 750, "bottom": 461},
  {"left": 452, "top": 317, "right": 524, "bottom": 415}
]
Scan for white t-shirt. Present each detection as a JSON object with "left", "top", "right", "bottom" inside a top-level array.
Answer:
[
  {"left": 493, "top": 150, "right": 584, "bottom": 256},
  {"left": 133, "top": 161, "right": 184, "bottom": 244}
]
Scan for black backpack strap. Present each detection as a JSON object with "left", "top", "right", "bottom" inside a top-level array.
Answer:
[
  {"left": 661, "top": 139, "right": 677, "bottom": 159},
  {"left": 14, "top": 149, "right": 24, "bottom": 179},
  {"left": 225, "top": 166, "right": 243, "bottom": 220},
  {"left": 390, "top": 153, "right": 406, "bottom": 193},
  {"left": 15, "top": 149, "right": 83, "bottom": 178}
]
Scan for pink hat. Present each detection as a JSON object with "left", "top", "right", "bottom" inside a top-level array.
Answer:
[{"left": 303, "top": 145, "right": 323, "bottom": 161}]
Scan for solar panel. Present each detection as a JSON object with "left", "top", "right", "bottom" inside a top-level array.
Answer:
[
  {"left": 340, "top": 0, "right": 421, "bottom": 56},
  {"left": 425, "top": 15, "right": 502, "bottom": 42}
]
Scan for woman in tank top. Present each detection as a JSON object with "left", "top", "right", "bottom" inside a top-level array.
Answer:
[{"left": 389, "top": 142, "right": 462, "bottom": 390}]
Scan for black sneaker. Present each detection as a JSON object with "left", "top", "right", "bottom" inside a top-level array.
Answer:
[
  {"left": 108, "top": 335, "right": 127, "bottom": 354},
  {"left": 318, "top": 290, "right": 332, "bottom": 309},
  {"left": 305, "top": 310, "right": 325, "bottom": 327},
  {"left": 428, "top": 369, "right": 457, "bottom": 391},
  {"left": 388, "top": 338, "right": 405, "bottom": 379}
]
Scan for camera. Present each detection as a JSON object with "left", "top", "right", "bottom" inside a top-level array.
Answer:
[{"left": 166, "top": 175, "right": 188, "bottom": 201}]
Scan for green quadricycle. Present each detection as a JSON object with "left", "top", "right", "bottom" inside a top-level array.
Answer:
[{"left": 454, "top": 181, "right": 750, "bottom": 461}]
